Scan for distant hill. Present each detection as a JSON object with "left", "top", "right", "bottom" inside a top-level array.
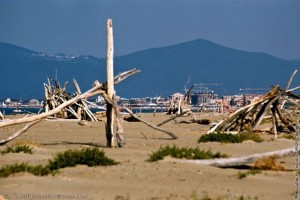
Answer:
[
  {"left": 0, "top": 40, "right": 299, "bottom": 99},
  {"left": 0, "top": 42, "right": 105, "bottom": 99},
  {"left": 290, "top": 59, "right": 300, "bottom": 66}
]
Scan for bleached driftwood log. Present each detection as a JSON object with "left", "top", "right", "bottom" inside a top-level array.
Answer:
[
  {"left": 156, "top": 111, "right": 188, "bottom": 127},
  {"left": 0, "top": 120, "right": 42, "bottom": 145},
  {"left": 122, "top": 107, "right": 178, "bottom": 139},
  {"left": 177, "top": 147, "right": 294, "bottom": 167}
]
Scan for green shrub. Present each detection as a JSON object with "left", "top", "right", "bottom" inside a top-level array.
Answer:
[
  {"left": 0, "top": 163, "right": 29, "bottom": 178},
  {"left": 0, "top": 147, "right": 117, "bottom": 178},
  {"left": 0, "top": 163, "right": 53, "bottom": 178},
  {"left": 47, "top": 147, "right": 118, "bottom": 170},
  {"left": 198, "top": 132, "right": 263, "bottom": 143},
  {"left": 1, "top": 145, "right": 34, "bottom": 154},
  {"left": 147, "top": 145, "right": 228, "bottom": 162}
]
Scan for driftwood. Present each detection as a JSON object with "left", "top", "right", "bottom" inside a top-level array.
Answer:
[
  {"left": 0, "top": 91, "right": 103, "bottom": 128},
  {"left": 0, "top": 111, "right": 4, "bottom": 120},
  {"left": 0, "top": 69, "right": 139, "bottom": 129},
  {"left": 0, "top": 69, "right": 140, "bottom": 145},
  {"left": 122, "top": 107, "right": 178, "bottom": 139},
  {"left": 106, "top": 19, "right": 116, "bottom": 147},
  {"left": 168, "top": 86, "right": 192, "bottom": 115},
  {"left": 208, "top": 70, "right": 300, "bottom": 135},
  {"left": 43, "top": 78, "right": 97, "bottom": 121},
  {"left": 177, "top": 147, "right": 294, "bottom": 167},
  {"left": 157, "top": 111, "right": 188, "bottom": 127},
  {"left": 124, "top": 115, "right": 140, "bottom": 122},
  {"left": 73, "top": 79, "right": 98, "bottom": 121},
  {"left": 177, "top": 118, "right": 211, "bottom": 125},
  {"left": 0, "top": 120, "right": 42, "bottom": 145},
  {"left": 101, "top": 91, "right": 126, "bottom": 147}
]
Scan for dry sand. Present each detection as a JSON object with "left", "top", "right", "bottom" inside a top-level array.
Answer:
[{"left": 0, "top": 113, "right": 296, "bottom": 200}]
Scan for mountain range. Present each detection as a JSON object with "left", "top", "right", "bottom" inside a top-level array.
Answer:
[{"left": 0, "top": 39, "right": 299, "bottom": 99}]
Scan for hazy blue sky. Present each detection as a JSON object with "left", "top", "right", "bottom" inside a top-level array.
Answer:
[{"left": 1, "top": 0, "right": 300, "bottom": 59}]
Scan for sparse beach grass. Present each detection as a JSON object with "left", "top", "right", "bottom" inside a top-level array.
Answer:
[
  {"left": 1, "top": 145, "right": 34, "bottom": 154},
  {"left": 198, "top": 132, "right": 264, "bottom": 143},
  {"left": 147, "top": 145, "right": 228, "bottom": 162},
  {"left": 0, "top": 147, "right": 117, "bottom": 177}
]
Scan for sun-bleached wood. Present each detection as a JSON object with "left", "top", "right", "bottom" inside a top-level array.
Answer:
[
  {"left": 177, "top": 147, "right": 294, "bottom": 167},
  {"left": 0, "top": 69, "right": 139, "bottom": 129},
  {"left": 106, "top": 19, "right": 116, "bottom": 147},
  {"left": 208, "top": 70, "right": 300, "bottom": 135},
  {"left": 0, "top": 120, "right": 42, "bottom": 145},
  {"left": 122, "top": 107, "right": 178, "bottom": 139}
]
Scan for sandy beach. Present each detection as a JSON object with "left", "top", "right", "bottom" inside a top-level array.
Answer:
[{"left": 0, "top": 113, "right": 296, "bottom": 200}]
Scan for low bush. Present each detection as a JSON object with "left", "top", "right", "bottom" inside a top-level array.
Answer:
[
  {"left": 47, "top": 147, "right": 118, "bottom": 170},
  {"left": 1, "top": 145, "right": 34, "bottom": 154},
  {"left": 0, "top": 163, "right": 53, "bottom": 178},
  {"left": 198, "top": 132, "right": 263, "bottom": 143},
  {"left": 0, "top": 147, "right": 117, "bottom": 178},
  {"left": 147, "top": 145, "right": 228, "bottom": 162}
]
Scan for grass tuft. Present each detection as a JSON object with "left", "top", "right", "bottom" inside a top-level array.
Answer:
[
  {"left": 0, "top": 147, "right": 117, "bottom": 178},
  {"left": 1, "top": 145, "right": 34, "bottom": 154},
  {"left": 147, "top": 145, "right": 228, "bottom": 162},
  {"left": 198, "top": 132, "right": 263, "bottom": 143}
]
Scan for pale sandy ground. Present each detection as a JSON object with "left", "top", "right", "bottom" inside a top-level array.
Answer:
[{"left": 0, "top": 113, "right": 297, "bottom": 200}]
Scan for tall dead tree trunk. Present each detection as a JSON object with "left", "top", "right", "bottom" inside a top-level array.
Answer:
[{"left": 106, "top": 19, "right": 116, "bottom": 147}]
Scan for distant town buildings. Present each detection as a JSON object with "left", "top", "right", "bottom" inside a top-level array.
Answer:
[
  {"left": 0, "top": 98, "right": 43, "bottom": 108},
  {"left": 0, "top": 90, "right": 266, "bottom": 114}
]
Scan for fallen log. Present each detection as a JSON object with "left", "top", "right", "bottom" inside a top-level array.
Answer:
[
  {"left": 0, "top": 120, "right": 42, "bottom": 145},
  {"left": 156, "top": 111, "right": 188, "bottom": 127},
  {"left": 177, "top": 118, "right": 211, "bottom": 125},
  {"left": 122, "top": 107, "right": 178, "bottom": 139},
  {"left": 177, "top": 147, "right": 294, "bottom": 167}
]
